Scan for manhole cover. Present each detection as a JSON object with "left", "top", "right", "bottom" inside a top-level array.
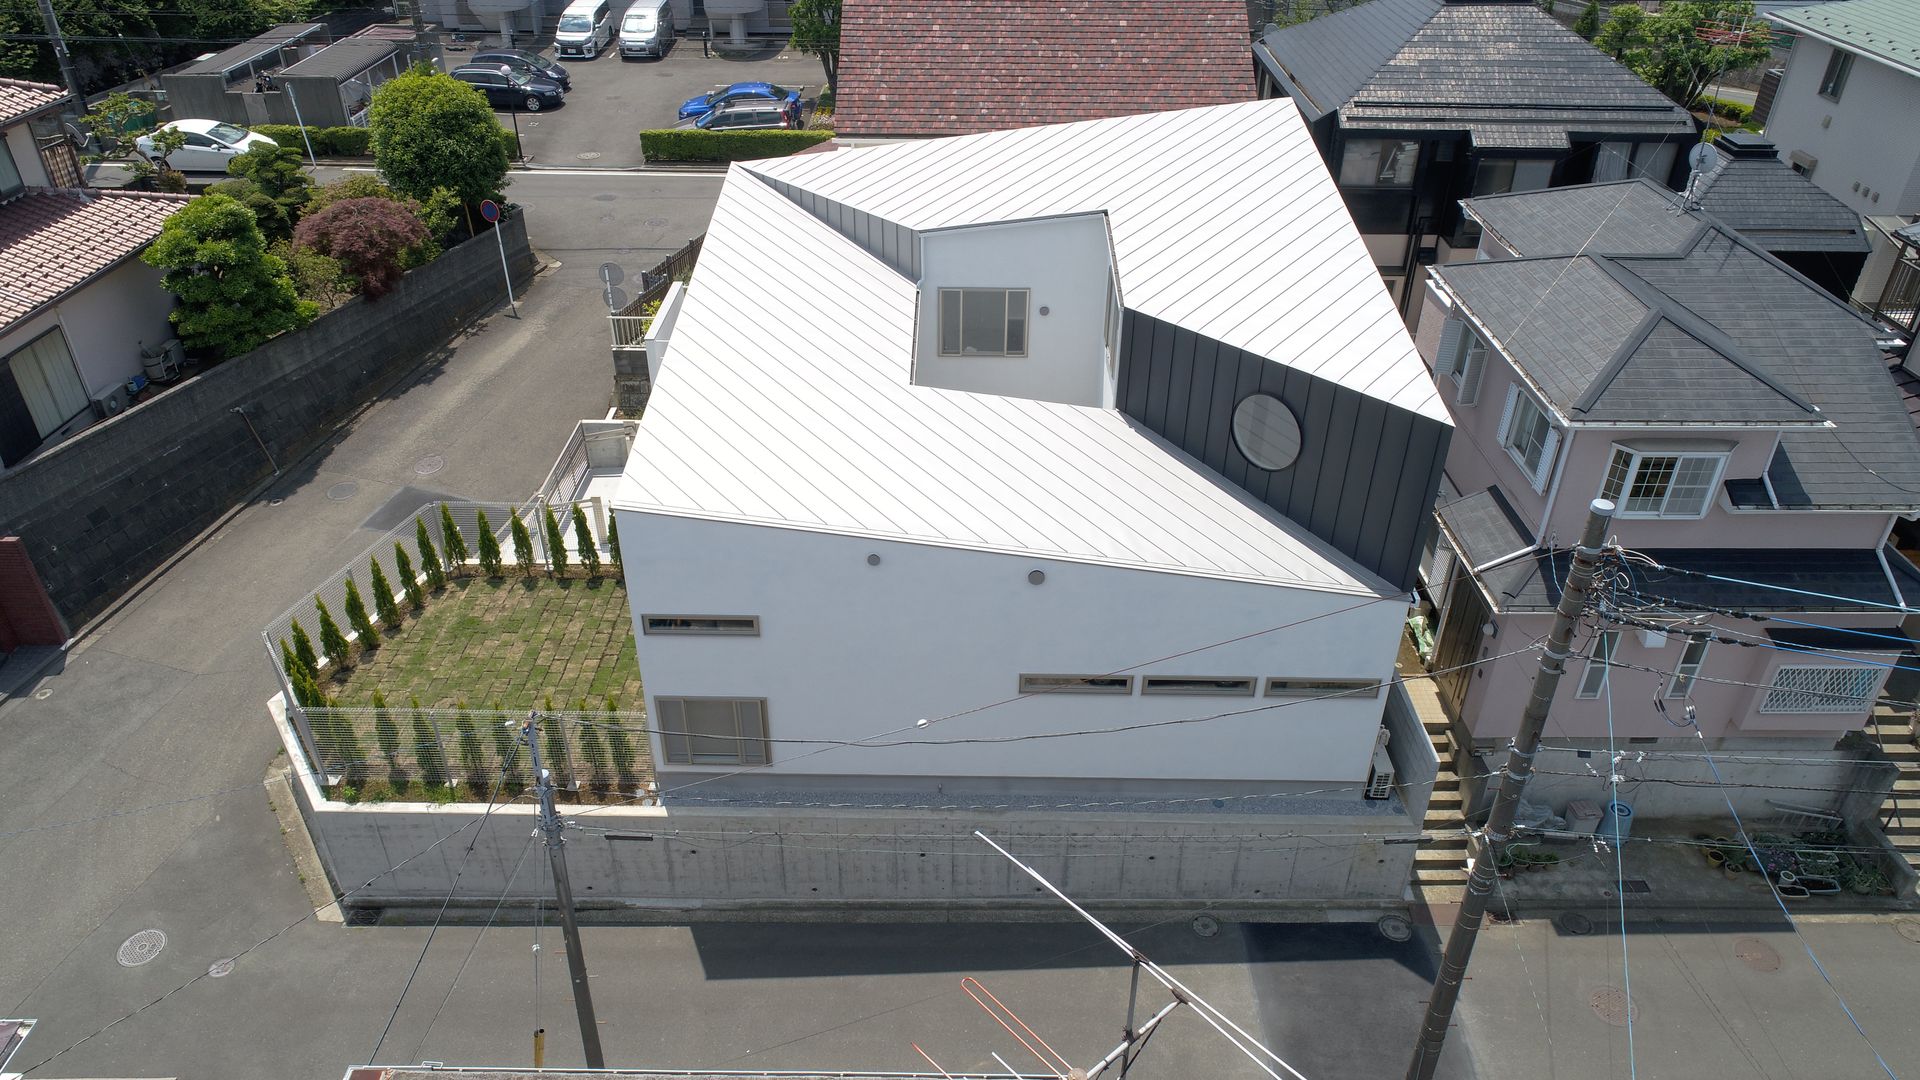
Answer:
[
  {"left": 208, "top": 958, "right": 236, "bottom": 978},
  {"left": 1377, "top": 914, "right": 1413, "bottom": 942},
  {"left": 117, "top": 929, "right": 167, "bottom": 967},
  {"left": 1896, "top": 918, "right": 1920, "bottom": 944},
  {"left": 1589, "top": 986, "right": 1634, "bottom": 1027},
  {"left": 1191, "top": 915, "right": 1221, "bottom": 938},
  {"left": 1733, "top": 936, "right": 1781, "bottom": 972},
  {"left": 325, "top": 481, "right": 358, "bottom": 501},
  {"left": 1556, "top": 912, "right": 1594, "bottom": 935},
  {"left": 414, "top": 454, "right": 445, "bottom": 476},
  {"left": 577, "top": 151, "right": 602, "bottom": 160},
  {"left": 645, "top": 217, "right": 669, "bottom": 228},
  {"left": 345, "top": 907, "right": 383, "bottom": 927}
]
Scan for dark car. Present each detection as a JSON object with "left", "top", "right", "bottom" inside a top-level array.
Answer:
[
  {"left": 677, "top": 81, "right": 799, "bottom": 121},
  {"left": 687, "top": 99, "right": 793, "bottom": 131},
  {"left": 450, "top": 64, "right": 566, "bottom": 111},
  {"left": 469, "top": 48, "right": 571, "bottom": 90}
]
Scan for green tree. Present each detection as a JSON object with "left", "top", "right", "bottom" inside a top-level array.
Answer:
[
  {"left": 343, "top": 573, "right": 380, "bottom": 649},
  {"left": 542, "top": 715, "right": 572, "bottom": 789},
  {"left": 571, "top": 505, "right": 600, "bottom": 577},
  {"left": 455, "top": 704, "right": 488, "bottom": 789},
  {"left": 142, "top": 193, "right": 315, "bottom": 359},
  {"left": 290, "top": 619, "right": 320, "bottom": 680},
  {"left": 438, "top": 503, "right": 471, "bottom": 574},
  {"left": 280, "top": 639, "right": 313, "bottom": 706},
  {"left": 606, "top": 514, "right": 622, "bottom": 570},
  {"left": 368, "top": 66, "right": 511, "bottom": 211},
  {"left": 543, "top": 506, "right": 568, "bottom": 577},
  {"left": 372, "top": 688, "right": 404, "bottom": 784},
  {"left": 1573, "top": 0, "right": 1602, "bottom": 40},
  {"left": 1598, "top": 1, "right": 1769, "bottom": 108},
  {"left": 415, "top": 516, "right": 447, "bottom": 591},
  {"left": 410, "top": 695, "right": 448, "bottom": 787},
  {"left": 314, "top": 597, "right": 351, "bottom": 667},
  {"left": 209, "top": 144, "right": 313, "bottom": 242},
  {"left": 369, "top": 557, "right": 402, "bottom": 630},
  {"left": 475, "top": 508, "right": 504, "bottom": 577},
  {"left": 789, "top": 0, "right": 842, "bottom": 94},
  {"left": 577, "top": 718, "right": 606, "bottom": 793},
  {"left": 392, "top": 544, "right": 424, "bottom": 611},
  {"left": 510, "top": 511, "right": 536, "bottom": 577}
]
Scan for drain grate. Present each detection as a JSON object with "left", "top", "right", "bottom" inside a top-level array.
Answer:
[
  {"left": 1589, "top": 986, "right": 1634, "bottom": 1027},
  {"left": 1733, "top": 936, "right": 1781, "bottom": 972},
  {"left": 1620, "top": 879, "right": 1652, "bottom": 894},
  {"left": 117, "top": 929, "right": 167, "bottom": 967},
  {"left": 325, "top": 481, "right": 359, "bottom": 501},
  {"left": 345, "top": 907, "right": 383, "bottom": 927}
]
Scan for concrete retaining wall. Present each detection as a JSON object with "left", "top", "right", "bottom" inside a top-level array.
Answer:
[{"left": 0, "top": 213, "right": 536, "bottom": 627}]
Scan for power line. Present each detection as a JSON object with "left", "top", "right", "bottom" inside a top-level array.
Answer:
[
  {"left": 407, "top": 831, "right": 539, "bottom": 1065},
  {"left": 1599, "top": 643, "right": 1638, "bottom": 1080}
]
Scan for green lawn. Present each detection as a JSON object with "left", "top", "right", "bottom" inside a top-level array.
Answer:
[{"left": 330, "top": 575, "right": 643, "bottom": 710}]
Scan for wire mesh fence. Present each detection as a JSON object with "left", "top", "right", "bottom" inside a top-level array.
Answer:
[{"left": 305, "top": 705, "right": 654, "bottom": 802}]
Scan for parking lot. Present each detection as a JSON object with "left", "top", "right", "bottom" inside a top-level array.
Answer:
[{"left": 440, "top": 33, "right": 820, "bottom": 168}]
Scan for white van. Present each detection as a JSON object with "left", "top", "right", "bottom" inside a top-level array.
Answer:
[
  {"left": 555, "top": 0, "right": 612, "bottom": 58},
  {"left": 619, "top": 0, "right": 675, "bottom": 58}
]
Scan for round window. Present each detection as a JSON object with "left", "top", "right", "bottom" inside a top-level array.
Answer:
[{"left": 1232, "top": 393, "right": 1302, "bottom": 471}]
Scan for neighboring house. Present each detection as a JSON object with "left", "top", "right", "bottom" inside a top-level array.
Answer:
[
  {"left": 1254, "top": 0, "right": 1695, "bottom": 322},
  {"left": 0, "top": 79, "right": 187, "bottom": 475},
  {"left": 831, "top": 0, "right": 1255, "bottom": 139},
  {"left": 161, "top": 24, "right": 415, "bottom": 128},
  {"left": 1688, "top": 131, "right": 1872, "bottom": 299},
  {"left": 613, "top": 100, "right": 1451, "bottom": 809},
  {"left": 1413, "top": 178, "right": 1920, "bottom": 790}
]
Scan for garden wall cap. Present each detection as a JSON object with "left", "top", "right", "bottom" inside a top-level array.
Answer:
[{"left": 0, "top": 188, "right": 191, "bottom": 331}]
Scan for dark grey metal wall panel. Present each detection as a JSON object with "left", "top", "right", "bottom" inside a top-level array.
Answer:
[{"left": 1117, "top": 311, "right": 1450, "bottom": 593}]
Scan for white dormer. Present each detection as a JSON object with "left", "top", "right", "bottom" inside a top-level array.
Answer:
[{"left": 913, "top": 212, "right": 1117, "bottom": 408}]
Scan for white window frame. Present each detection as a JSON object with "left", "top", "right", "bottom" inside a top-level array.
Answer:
[
  {"left": 1760, "top": 665, "right": 1881, "bottom": 714},
  {"left": 1666, "top": 636, "right": 1710, "bottom": 698},
  {"left": 655, "top": 696, "right": 770, "bottom": 765},
  {"left": 1338, "top": 138, "right": 1419, "bottom": 188},
  {"left": 1019, "top": 674, "right": 1132, "bottom": 695},
  {"left": 1495, "top": 384, "right": 1559, "bottom": 492},
  {"left": 641, "top": 614, "right": 760, "bottom": 636},
  {"left": 1437, "top": 317, "right": 1488, "bottom": 406},
  {"left": 1575, "top": 631, "right": 1619, "bottom": 699},
  {"left": 1264, "top": 678, "right": 1382, "bottom": 699},
  {"left": 937, "top": 287, "right": 1029, "bottom": 357},
  {"left": 1141, "top": 676, "right": 1256, "bottom": 696},
  {"left": 1598, "top": 446, "right": 1728, "bottom": 519}
]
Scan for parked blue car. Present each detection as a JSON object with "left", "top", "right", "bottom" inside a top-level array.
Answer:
[{"left": 677, "top": 81, "right": 800, "bottom": 120}]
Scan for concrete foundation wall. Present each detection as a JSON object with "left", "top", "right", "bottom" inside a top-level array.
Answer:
[{"left": 0, "top": 213, "right": 536, "bottom": 626}]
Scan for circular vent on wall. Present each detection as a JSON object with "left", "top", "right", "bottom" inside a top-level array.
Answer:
[{"left": 1231, "top": 393, "right": 1302, "bottom": 471}]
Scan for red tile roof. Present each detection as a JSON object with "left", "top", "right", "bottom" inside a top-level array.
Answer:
[
  {"left": 833, "top": 0, "right": 1256, "bottom": 138},
  {"left": 0, "top": 77, "right": 69, "bottom": 128},
  {"left": 0, "top": 189, "right": 189, "bottom": 331}
]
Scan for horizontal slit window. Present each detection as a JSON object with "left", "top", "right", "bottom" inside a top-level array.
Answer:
[
  {"left": 1141, "top": 677, "right": 1255, "bottom": 696},
  {"left": 1018, "top": 674, "right": 1133, "bottom": 695},
  {"left": 642, "top": 615, "right": 760, "bottom": 636},
  {"left": 1264, "top": 678, "right": 1382, "bottom": 698}
]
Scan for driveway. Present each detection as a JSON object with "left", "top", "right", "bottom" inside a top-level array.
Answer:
[{"left": 440, "top": 37, "right": 822, "bottom": 168}]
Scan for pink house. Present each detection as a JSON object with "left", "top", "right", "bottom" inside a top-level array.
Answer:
[{"left": 1412, "top": 179, "right": 1920, "bottom": 803}]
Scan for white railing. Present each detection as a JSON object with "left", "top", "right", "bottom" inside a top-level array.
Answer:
[{"left": 610, "top": 313, "right": 652, "bottom": 349}]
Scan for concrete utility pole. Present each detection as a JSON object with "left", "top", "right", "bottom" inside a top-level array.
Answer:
[
  {"left": 34, "top": 0, "right": 85, "bottom": 115},
  {"left": 1406, "top": 498, "right": 1616, "bottom": 1080},
  {"left": 523, "top": 713, "right": 606, "bottom": 1070}
]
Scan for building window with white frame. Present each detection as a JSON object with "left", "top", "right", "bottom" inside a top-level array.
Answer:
[
  {"left": 655, "top": 697, "right": 769, "bottom": 765},
  {"left": 1339, "top": 138, "right": 1419, "bottom": 187},
  {"left": 1497, "top": 385, "right": 1557, "bottom": 490},
  {"left": 1440, "top": 318, "right": 1488, "bottom": 405},
  {"left": 1818, "top": 48, "right": 1852, "bottom": 101},
  {"left": 2, "top": 328, "right": 87, "bottom": 467},
  {"left": 938, "top": 288, "right": 1029, "bottom": 356},
  {"left": 1666, "top": 636, "right": 1710, "bottom": 698},
  {"left": 1575, "top": 631, "right": 1619, "bottom": 699},
  {"left": 1760, "top": 665, "right": 1881, "bottom": 714},
  {"left": 1598, "top": 446, "right": 1727, "bottom": 518}
]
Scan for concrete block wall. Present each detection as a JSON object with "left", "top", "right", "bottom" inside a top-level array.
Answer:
[{"left": 0, "top": 213, "right": 535, "bottom": 627}]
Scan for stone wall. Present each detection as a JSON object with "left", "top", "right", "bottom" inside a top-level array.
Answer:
[{"left": 0, "top": 213, "right": 536, "bottom": 627}]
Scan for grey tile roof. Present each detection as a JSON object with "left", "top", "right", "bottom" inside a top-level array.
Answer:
[
  {"left": 1260, "top": 0, "right": 1694, "bottom": 139},
  {"left": 1469, "top": 179, "right": 1703, "bottom": 256},
  {"left": 1769, "top": 0, "right": 1920, "bottom": 78},
  {"left": 1478, "top": 547, "right": 1904, "bottom": 613},
  {"left": 1435, "top": 485, "right": 1534, "bottom": 570},
  {"left": 1692, "top": 135, "right": 1870, "bottom": 253}
]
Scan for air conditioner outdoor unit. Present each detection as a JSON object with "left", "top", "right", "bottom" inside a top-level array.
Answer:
[
  {"left": 90, "top": 382, "right": 130, "bottom": 420},
  {"left": 1365, "top": 748, "right": 1396, "bottom": 800}
]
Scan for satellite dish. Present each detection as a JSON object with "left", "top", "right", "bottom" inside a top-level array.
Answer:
[
  {"left": 1688, "top": 142, "right": 1716, "bottom": 172},
  {"left": 598, "top": 262, "right": 624, "bottom": 287}
]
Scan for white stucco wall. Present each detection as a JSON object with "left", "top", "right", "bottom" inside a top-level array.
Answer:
[
  {"left": 619, "top": 512, "right": 1408, "bottom": 789},
  {"left": 2, "top": 122, "right": 51, "bottom": 188},
  {"left": 1765, "top": 37, "right": 1920, "bottom": 215},
  {"left": 913, "top": 214, "right": 1115, "bottom": 408},
  {"left": 0, "top": 258, "right": 176, "bottom": 400}
]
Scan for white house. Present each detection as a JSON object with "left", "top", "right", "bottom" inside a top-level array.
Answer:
[
  {"left": 613, "top": 100, "right": 1454, "bottom": 806},
  {"left": 1765, "top": 0, "right": 1920, "bottom": 218}
]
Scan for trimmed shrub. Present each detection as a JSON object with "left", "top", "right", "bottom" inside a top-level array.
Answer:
[
  {"left": 291, "top": 619, "right": 320, "bottom": 680},
  {"left": 577, "top": 719, "right": 607, "bottom": 792},
  {"left": 455, "top": 704, "right": 488, "bottom": 788},
  {"left": 294, "top": 197, "right": 430, "bottom": 299},
  {"left": 252, "top": 124, "right": 375, "bottom": 157},
  {"left": 410, "top": 696, "right": 448, "bottom": 787},
  {"left": 373, "top": 689, "right": 404, "bottom": 782},
  {"left": 542, "top": 715, "right": 572, "bottom": 789},
  {"left": 476, "top": 508, "right": 504, "bottom": 577},
  {"left": 572, "top": 504, "right": 600, "bottom": 577},
  {"left": 315, "top": 598, "right": 351, "bottom": 668},
  {"left": 343, "top": 574, "right": 380, "bottom": 648},
  {"left": 369, "top": 557, "right": 401, "bottom": 630},
  {"left": 638, "top": 128, "right": 834, "bottom": 163},
  {"left": 543, "top": 506, "right": 568, "bottom": 577},
  {"left": 394, "top": 543, "right": 424, "bottom": 610},
  {"left": 510, "top": 511, "right": 535, "bottom": 577},
  {"left": 607, "top": 514, "right": 622, "bottom": 570},
  {"left": 439, "top": 503, "right": 471, "bottom": 573},
  {"left": 416, "top": 516, "right": 447, "bottom": 590},
  {"left": 280, "top": 639, "right": 312, "bottom": 706}
]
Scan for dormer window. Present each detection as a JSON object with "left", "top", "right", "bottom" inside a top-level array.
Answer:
[
  {"left": 938, "top": 287, "right": 1029, "bottom": 357},
  {"left": 1599, "top": 445, "right": 1728, "bottom": 518}
]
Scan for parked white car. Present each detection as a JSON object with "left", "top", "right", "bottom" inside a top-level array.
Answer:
[{"left": 135, "top": 119, "right": 278, "bottom": 172}]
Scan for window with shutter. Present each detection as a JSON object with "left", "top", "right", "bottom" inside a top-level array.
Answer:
[{"left": 1495, "top": 383, "right": 1518, "bottom": 444}]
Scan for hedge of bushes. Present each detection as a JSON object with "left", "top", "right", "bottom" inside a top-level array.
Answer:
[
  {"left": 638, "top": 129, "right": 834, "bottom": 163},
  {"left": 1696, "top": 94, "right": 1752, "bottom": 123},
  {"left": 252, "top": 124, "right": 521, "bottom": 160}
]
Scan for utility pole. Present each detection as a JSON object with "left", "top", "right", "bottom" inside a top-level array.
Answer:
[
  {"left": 33, "top": 0, "right": 85, "bottom": 115},
  {"left": 523, "top": 713, "right": 606, "bottom": 1070},
  {"left": 1406, "top": 498, "right": 1616, "bottom": 1080}
]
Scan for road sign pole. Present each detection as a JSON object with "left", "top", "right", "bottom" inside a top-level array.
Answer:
[{"left": 481, "top": 199, "right": 518, "bottom": 318}]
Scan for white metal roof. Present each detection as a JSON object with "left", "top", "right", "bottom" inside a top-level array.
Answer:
[
  {"left": 618, "top": 181, "right": 1385, "bottom": 593},
  {"left": 747, "top": 99, "right": 1446, "bottom": 422}
]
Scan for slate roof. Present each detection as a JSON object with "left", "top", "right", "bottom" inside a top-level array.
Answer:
[
  {"left": 0, "top": 78, "right": 68, "bottom": 128},
  {"left": 175, "top": 22, "right": 325, "bottom": 77},
  {"left": 1439, "top": 181, "right": 1920, "bottom": 511},
  {"left": 1692, "top": 133, "right": 1870, "bottom": 253},
  {"left": 832, "top": 0, "right": 1256, "bottom": 138},
  {"left": 281, "top": 38, "right": 404, "bottom": 80},
  {"left": 1256, "top": 0, "right": 1693, "bottom": 140},
  {"left": 0, "top": 189, "right": 189, "bottom": 332},
  {"left": 1769, "top": 0, "right": 1920, "bottom": 79},
  {"left": 1434, "top": 485, "right": 1533, "bottom": 570}
]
